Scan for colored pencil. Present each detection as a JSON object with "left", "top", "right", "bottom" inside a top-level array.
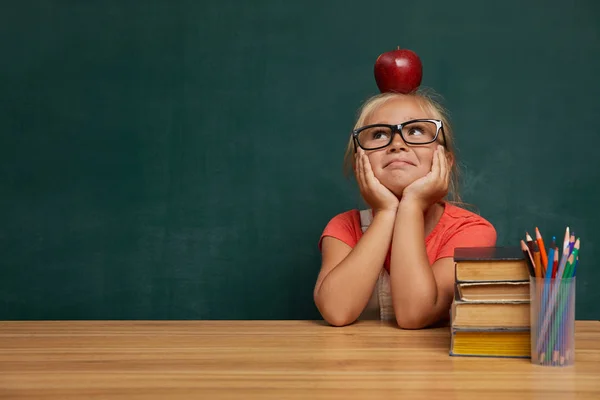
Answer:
[
  {"left": 526, "top": 232, "right": 535, "bottom": 253},
  {"left": 569, "top": 233, "right": 575, "bottom": 255},
  {"left": 551, "top": 247, "right": 559, "bottom": 279},
  {"left": 562, "top": 227, "right": 570, "bottom": 255},
  {"left": 564, "top": 239, "right": 580, "bottom": 278},
  {"left": 535, "top": 242, "right": 574, "bottom": 355},
  {"left": 535, "top": 233, "right": 579, "bottom": 364},
  {"left": 529, "top": 226, "right": 580, "bottom": 365},
  {"left": 532, "top": 242, "right": 543, "bottom": 278},
  {"left": 536, "top": 227, "right": 548, "bottom": 273},
  {"left": 561, "top": 249, "right": 577, "bottom": 364},
  {"left": 540, "top": 246, "right": 555, "bottom": 358},
  {"left": 521, "top": 240, "right": 536, "bottom": 277},
  {"left": 547, "top": 254, "right": 576, "bottom": 359}
]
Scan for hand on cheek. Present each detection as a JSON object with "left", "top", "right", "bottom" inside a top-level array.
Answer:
[
  {"left": 401, "top": 145, "right": 449, "bottom": 211},
  {"left": 355, "top": 148, "right": 400, "bottom": 214}
]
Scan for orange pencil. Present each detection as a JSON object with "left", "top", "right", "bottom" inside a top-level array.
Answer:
[
  {"left": 535, "top": 227, "right": 548, "bottom": 273},
  {"left": 532, "top": 241, "right": 543, "bottom": 278}
]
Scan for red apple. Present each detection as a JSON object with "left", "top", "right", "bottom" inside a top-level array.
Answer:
[{"left": 374, "top": 48, "right": 423, "bottom": 94}]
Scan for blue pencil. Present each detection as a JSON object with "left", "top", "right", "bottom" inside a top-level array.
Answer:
[{"left": 569, "top": 232, "right": 575, "bottom": 254}]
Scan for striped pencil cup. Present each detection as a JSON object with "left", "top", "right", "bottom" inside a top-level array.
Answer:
[{"left": 530, "top": 276, "right": 576, "bottom": 366}]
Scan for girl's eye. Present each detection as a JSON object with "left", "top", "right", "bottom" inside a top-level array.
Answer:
[
  {"left": 371, "top": 129, "right": 390, "bottom": 140},
  {"left": 407, "top": 127, "right": 424, "bottom": 136}
]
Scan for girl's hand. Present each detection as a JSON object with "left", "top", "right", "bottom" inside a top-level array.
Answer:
[
  {"left": 402, "top": 145, "right": 449, "bottom": 211},
  {"left": 355, "top": 148, "right": 399, "bottom": 214}
]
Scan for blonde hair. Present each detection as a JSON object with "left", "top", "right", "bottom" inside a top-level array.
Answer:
[{"left": 343, "top": 88, "right": 463, "bottom": 204}]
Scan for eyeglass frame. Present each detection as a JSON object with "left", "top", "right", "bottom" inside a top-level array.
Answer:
[{"left": 352, "top": 119, "right": 447, "bottom": 151}]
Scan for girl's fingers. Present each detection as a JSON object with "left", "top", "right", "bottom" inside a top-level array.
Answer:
[
  {"left": 442, "top": 147, "right": 450, "bottom": 185},
  {"left": 357, "top": 149, "right": 367, "bottom": 190},
  {"left": 438, "top": 146, "right": 446, "bottom": 180},
  {"left": 430, "top": 146, "right": 440, "bottom": 178},
  {"left": 361, "top": 151, "right": 372, "bottom": 190},
  {"left": 362, "top": 152, "right": 376, "bottom": 186},
  {"left": 439, "top": 147, "right": 450, "bottom": 195},
  {"left": 443, "top": 148, "right": 450, "bottom": 185}
]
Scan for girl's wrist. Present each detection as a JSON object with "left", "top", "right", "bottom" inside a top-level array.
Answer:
[
  {"left": 373, "top": 207, "right": 398, "bottom": 220},
  {"left": 399, "top": 197, "right": 428, "bottom": 213}
]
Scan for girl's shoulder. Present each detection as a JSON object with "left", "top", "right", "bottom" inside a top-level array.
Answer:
[
  {"left": 325, "top": 208, "right": 363, "bottom": 233},
  {"left": 319, "top": 209, "right": 362, "bottom": 250},
  {"left": 436, "top": 202, "right": 497, "bottom": 242},
  {"left": 442, "top": 202, "right": 494, "bottom": 225},
  {"left": 428, "top": 203, "right": 498, "bottom": 258},
  {"left": 331, "top": 208, "right": 361, "bottom": 222}
]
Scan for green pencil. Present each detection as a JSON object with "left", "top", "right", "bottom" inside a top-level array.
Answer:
[{"left": 563, "top": 239, "right": 580, "bottom": 279}]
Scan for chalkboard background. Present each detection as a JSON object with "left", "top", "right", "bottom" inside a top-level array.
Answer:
[{"left": 1, "top": 1, "right": 599, "bottom": 320}]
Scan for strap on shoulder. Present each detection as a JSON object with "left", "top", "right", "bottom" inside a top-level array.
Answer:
[{"left": 359, "top": 209, "right": 373, "bottom": 233}]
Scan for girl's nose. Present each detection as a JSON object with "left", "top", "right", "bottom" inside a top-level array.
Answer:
[{"left": 388, "top": 131, "right": 409, "bottom": 152}]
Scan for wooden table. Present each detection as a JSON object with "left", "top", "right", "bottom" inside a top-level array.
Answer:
[{"left": 1, "top": 320, "right": 599, "bottom": 399}]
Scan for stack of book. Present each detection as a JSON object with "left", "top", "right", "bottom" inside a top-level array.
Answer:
[{"left": 449, "top": 246, "right": 531, "bottom": 358}]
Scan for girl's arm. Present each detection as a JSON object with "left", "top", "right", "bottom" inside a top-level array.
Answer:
[
  {"left": 314, "top": 148, "right": 398, "bottom": 326},
  {"left": 315, "top": 210, "right": 396, "bottom": 326},
  {"left": 390, "top": 201, "right": 456, "bottom": 329},
  {"left": 389, "top": 146, "right": 453, "bottom": 329}
]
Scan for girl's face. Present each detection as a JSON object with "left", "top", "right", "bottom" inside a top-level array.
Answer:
[{"left": 362, "top": 97, "right": 442, "bottom": 197}]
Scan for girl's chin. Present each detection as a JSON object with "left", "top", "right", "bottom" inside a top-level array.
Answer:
[
  {"left": 379, "top": 175, "right": 419, "bottom": 194},
  {"left": 383, "top": 186, "right": 406, "bottom": 198},
  {"left": 380, "top": 180, "right": 410, "bottom": 193}
]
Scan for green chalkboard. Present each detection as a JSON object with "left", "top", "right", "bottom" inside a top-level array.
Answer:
[{"left": 1, "top": 1, "right": 599, "bottom": 320}]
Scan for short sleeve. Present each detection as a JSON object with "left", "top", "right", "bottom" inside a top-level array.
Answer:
[
  {"left": 318, "top": 210, "right": 360, "bottom": 251},
  {"left": 436, "top": 218, "right": 497, "bottom": 261}
]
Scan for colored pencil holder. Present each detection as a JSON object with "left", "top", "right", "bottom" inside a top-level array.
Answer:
[{"left": 530, "top": 276, "right": 576, "bottom": 366}]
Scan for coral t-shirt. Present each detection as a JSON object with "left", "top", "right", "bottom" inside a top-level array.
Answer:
[{"left": 318, "top": 203, "right": 497, "bottom": 270}]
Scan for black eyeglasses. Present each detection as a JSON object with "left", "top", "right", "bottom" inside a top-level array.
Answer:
[{"left": 352, "top": 119, "right": 446, "bottom": 151}]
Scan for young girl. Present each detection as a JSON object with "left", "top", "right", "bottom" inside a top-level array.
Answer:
[{"left": 314, "top": 90, "right": 497, "bottom": 329}]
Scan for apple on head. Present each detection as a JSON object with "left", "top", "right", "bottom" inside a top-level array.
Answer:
[{"left": 374, "top": 48, "right": 423, "bottom": 94}]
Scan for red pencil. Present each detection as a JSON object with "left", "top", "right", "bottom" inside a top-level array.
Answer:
[{"left": 551, "top": 247, "right": 559, "bottom": 278}]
